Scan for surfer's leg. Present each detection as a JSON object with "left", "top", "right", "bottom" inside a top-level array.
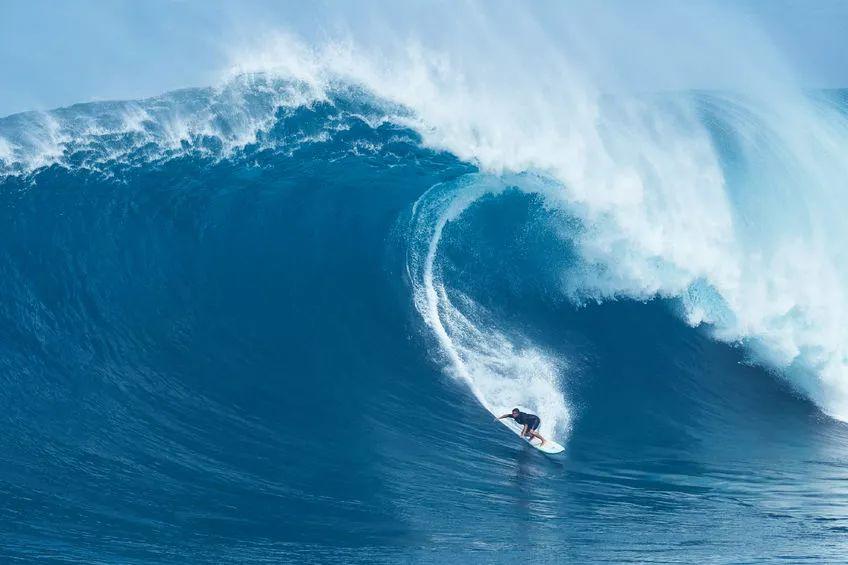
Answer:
[
  {"left": 529, "top": 430, "right": 546, "bottom": 445},
  {"left": 529, "top": 422, "right": 546, "bottom": 445},
  {"left": 530, "top": 430, "right": 545, "bottom": 445}
]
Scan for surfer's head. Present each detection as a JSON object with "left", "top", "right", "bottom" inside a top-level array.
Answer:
[{"left": 511, "top": 408, "right": 520, "bottom": 417}]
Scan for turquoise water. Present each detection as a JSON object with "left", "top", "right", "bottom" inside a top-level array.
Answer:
[{"left": 1, "top": 80, "right": 848, "bottom": 563}]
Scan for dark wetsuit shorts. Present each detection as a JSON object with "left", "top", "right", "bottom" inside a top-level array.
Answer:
[{"left": 515, "top": 413, "right": 541, "bottom": 431}]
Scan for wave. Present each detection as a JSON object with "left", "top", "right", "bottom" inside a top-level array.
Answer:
[
  {"left": 6, "top": 6, "right": 848, "bottom": 560},
  {"left": 3, "top": 35, "right": 848, "bottom": 425}
]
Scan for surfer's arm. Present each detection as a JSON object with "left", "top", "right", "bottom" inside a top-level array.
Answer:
[{"left": 497, "top": 414, "right": 511, "bottom": 420}]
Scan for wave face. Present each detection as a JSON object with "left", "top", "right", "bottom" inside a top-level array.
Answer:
[{"left": 2, "top": 77, "right": 848, "bottom": 562}]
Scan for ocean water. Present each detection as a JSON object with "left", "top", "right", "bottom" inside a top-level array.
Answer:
[{"left": 1, "top": 72, "right": 848, "bottom": 563}]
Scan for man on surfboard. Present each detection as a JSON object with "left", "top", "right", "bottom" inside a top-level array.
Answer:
[{"left": 498, "top": 408, "right": 546, "bottom": 446}]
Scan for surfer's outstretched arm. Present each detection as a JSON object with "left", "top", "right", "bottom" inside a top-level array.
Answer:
[{"left": 497, "top": 414, "right": 511, "bottom": 419}]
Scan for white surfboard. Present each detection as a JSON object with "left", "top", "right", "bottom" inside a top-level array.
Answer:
[{"left": 498, "top": 417, "right": 565, "bottom": 454}]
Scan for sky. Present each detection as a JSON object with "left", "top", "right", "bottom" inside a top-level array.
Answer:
[{"left": 0, "top": 0, "right": 846, "bottom": 117}]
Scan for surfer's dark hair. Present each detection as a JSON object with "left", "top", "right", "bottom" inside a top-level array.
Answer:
[{"left": 511, "top": 408, "right": 520, "bottom": 413}]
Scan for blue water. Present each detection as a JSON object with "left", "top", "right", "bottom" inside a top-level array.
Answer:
[{"left": 1, "top": 81, "right": 848, "bottom": 563}]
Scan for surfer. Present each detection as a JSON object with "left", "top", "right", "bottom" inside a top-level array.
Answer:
[{"left": 498, "top": 408, "right": 546, "bottom": 446}]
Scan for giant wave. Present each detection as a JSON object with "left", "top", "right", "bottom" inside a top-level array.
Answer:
[
  {"left": 4, "top": 62, "right": 848, "bottom": 423},
  {"left": 2, "top": 29, "right": 848, "bottom": 562}
]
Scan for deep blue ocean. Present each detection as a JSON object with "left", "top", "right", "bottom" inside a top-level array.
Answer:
[{"left": 1, "top": 77, "right": 848, "bottom": 563}]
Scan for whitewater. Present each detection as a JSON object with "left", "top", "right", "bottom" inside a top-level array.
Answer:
[{"left": 2, "top": 3, "right": 848, "bottom": 563}]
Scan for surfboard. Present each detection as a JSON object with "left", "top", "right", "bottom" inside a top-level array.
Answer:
[{"left": 498, "top": 417, "right": 565, "bottom": 454}]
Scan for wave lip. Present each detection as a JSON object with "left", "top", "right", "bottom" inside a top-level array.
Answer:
[{"left": 0, "top": 75, "right": 333, "bottom": 178}]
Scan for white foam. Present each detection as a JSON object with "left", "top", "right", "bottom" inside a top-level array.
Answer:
[
  {"left": 407, "top": 175, "right": 571, "bottom": 441},
  {"left": 0, "top": 75, "right": 328, "bottom": 177},
  {"left": 226, "top": 12, "right": 848, "bottom": 421},
  {"left": 0, "top": 136, "right": 13, "bottom": 163}
]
